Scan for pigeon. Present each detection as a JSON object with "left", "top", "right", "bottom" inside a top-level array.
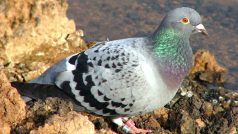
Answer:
[{"left": 13, "top": 7, "right": 207, "bottom": 133}]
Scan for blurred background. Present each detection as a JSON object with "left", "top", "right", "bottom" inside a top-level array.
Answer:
[{"left": 67, "top": 0, "right": 238, "bottom": 90}]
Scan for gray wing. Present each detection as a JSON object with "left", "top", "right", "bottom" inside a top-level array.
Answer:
[{"left": 55, "top": 37, "right": 152, "bottom": 116}]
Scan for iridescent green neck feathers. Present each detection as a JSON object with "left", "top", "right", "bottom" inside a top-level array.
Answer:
[
  {"left": 152, "top": 28, "right": 193, "bottom": 88},
  {"left": 153, "top": 28, "right": 182, "bottom": 58}
]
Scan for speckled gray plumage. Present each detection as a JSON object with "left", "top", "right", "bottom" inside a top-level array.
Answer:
[
  {"left": 31, "top": 38, "right": 170, "bottom": 116},
  {"left": 27, "top": 7, "right": 206, "bottom": 117}
]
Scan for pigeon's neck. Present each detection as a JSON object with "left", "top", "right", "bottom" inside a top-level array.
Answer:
[{"left": 152, "top": 28, "right": 193, "bottom": 89}]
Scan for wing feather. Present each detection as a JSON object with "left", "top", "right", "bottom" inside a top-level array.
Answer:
[{"left": 55, "top": 38, "right": 151, "bottom": 116}]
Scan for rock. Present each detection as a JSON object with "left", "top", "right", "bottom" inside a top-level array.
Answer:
[
  {"left": 179, "top": 110, "right": 195, "bottom": 134},
  {"left": 2, "top": 33, "right": 87, "bottom": 82},
  {"left": 190, "top": 49, "right": 226, "bottom": 83},
  {"left": 91, "top": 117, "right": 109, "bottom": 130},
  {"left": 0, "top": 70, "right": 26, "bottom": 124},
  {"left": 0, "top": 0, "right": 76, "bottom": 63},
  {"left": 0, "top": 121, "right": 11, "bottom": 134},
  {"left": 96, "top": 129, "right": 117, "bottom": 134},
  {"left": 153, "top": 108, "right": 170, "bottom": 126},
  {"left": 66, "top": 30, "right": 86, "bottom": 48},
  {"left": 229, "top": 127, "right": 237, "bottom": 134},
  {"left": 22, "top": 63, "right": 50, "bottom": 82},
  {"left": 191, "top": 49, "right": 226, "bottom": 73},
  {"left": 0, "top": 0, "right": 88, "bottom": 83},
  {"left": 213, "top": 105, "right": 224, "bottom": 114},
  {"left": 26, "top": 97, "right": 73, "bottom": 117},
  {"left": 202, "top": 102, "right": 213, "bottom": 116},
  {"left": 222, "top": 100, "right": 231, "bottom": 109},
  {"left": 195, "top": 118, "right": 206, "bottom": 128},
  {"left": 11, "top": 97, "right": 74, "bottom": 133},
  {"left": 30, "top": 111, "right": 95, "bottom": 134},
  {"left": 132, "top": 113, "right": 161, "bottom": 132}
]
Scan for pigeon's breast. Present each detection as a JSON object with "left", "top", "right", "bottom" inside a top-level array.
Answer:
[{"left": 135, "top": 57, "right": 178, "bottom": 113}]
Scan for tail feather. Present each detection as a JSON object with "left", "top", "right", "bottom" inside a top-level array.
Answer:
[{"left": 11, "top": 82, "right": 86, "bottom": 112}]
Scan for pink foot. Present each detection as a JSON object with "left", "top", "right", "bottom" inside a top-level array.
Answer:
[{"left": 122, "top": 119, "right": 152, "bottom": 134}]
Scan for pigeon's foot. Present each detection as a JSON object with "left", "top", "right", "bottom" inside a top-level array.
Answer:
[
  {"left": 123, "top": 119, "right": 152, "bottom": 134},
  {"left": 112, "top": 117, "right": 152, "bottom": 134}
]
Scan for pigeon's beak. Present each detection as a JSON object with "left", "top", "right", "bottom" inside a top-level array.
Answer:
[{"left": 195, "top": 24, "right": 208, "bottom": 36}]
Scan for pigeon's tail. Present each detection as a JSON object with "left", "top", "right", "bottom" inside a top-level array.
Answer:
[{"left": 11, "top": 82, "right": 86, "bottom": 112}]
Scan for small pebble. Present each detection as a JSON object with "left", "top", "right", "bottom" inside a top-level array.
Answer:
[
  {"left": 181, "top": 91, "right": 187, "bottom": 96},
  {"left": 222, "top": 101, "right": 230, "bottom": 108},
  {"left": 212, "top": 99, "right": 218, "bottom": 105},
  {"left": 203, "top": 102, "right": 213, "bottom": 116},
  {"left": 187, "top": 91, "right": 193, "bottom": 98},
  {"left": 233, "top": 101, "right": 238, "bottom": 106},
  {"left": 218, "top": 96, "right": 224, "bottom": 101},
  {"left": 195, "top": 118, "right": 206, "bottom": 128},
  {"left": 214, "top": 106, "right": 224, "bottom": 113}
]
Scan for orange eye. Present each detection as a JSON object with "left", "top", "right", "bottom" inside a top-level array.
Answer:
[{"left": 180, "top": 17, "right": 190, "bottom": 24}]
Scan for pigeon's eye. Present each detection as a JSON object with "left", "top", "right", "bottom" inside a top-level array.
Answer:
[{"left": 180, "top": 17, "right": 190, "bottom": 24}]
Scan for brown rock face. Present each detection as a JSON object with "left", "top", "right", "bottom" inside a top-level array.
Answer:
[
  {"left": 30, "top": 111, "right": 95, "bottom": 134},
  {"left": 0, "top": 0, "right": 76, "bottom": 63},
  {"left": 0, "top": 0, "right": 87, "bottom": 82},
  {"left": 190, "top": 49, "right": 227, "bottom": 83},
  {"left": 0, "top": 71, "right": 26, "bottom": 125},
  {"left": 0, "top": 121, "right": 11, "bottom": 134}
]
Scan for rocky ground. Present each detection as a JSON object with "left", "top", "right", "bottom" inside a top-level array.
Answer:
[{"left": 0, "top": 0, "right": 237, "bottom": 134}]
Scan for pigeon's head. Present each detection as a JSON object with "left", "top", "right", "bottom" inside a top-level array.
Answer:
[{"left": 160, "top": 7, "right": 208, "bottom": 36}]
